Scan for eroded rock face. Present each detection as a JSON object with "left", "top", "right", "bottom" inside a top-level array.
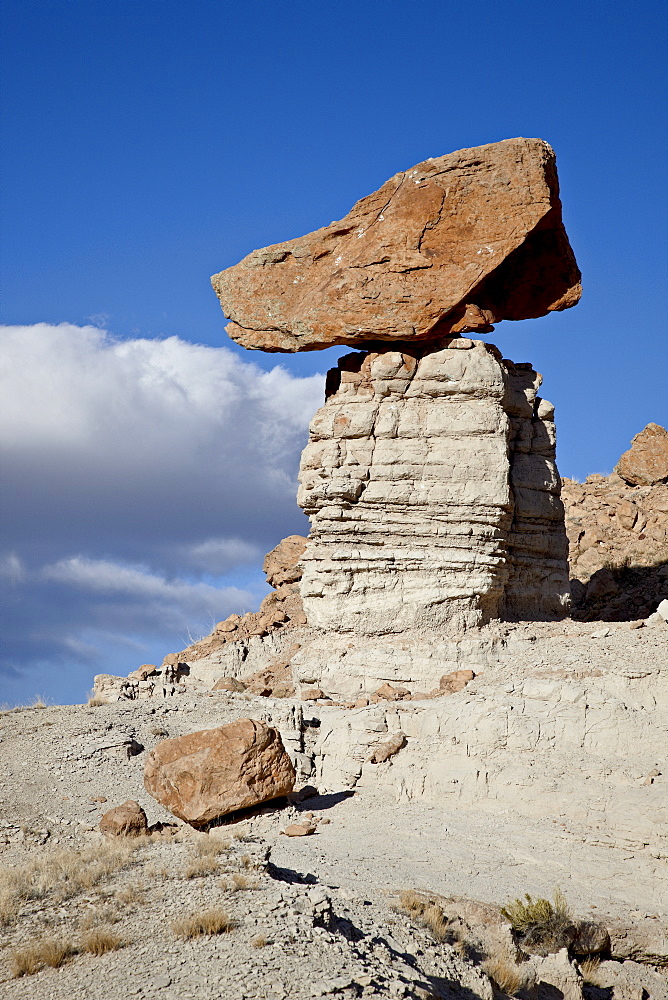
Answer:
[
  {"left": 297, "top": 339, "right": 569, "bottom": 633},
  {"left": 616, "top": 423, "right": 668, "bottom": 487},
  {"left": 144, "top": 719, "right": 295, "bottom": 826},
  {"left": 212, "top": 138, "right": 581, "bottom": 353}
]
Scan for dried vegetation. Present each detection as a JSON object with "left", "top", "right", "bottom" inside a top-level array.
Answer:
[{"left": 171, "top": 908, "right": 235, "bottom": 939}]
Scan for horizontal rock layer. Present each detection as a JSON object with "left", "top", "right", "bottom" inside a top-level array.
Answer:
[
  {"left": 212, "top": 137, "right": 581, "bottom": 352},
  {"left": 297, "top": 338, "right": 569, "bottom": 633}
]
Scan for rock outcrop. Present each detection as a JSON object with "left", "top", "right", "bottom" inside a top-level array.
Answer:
[
  {"left": 144, "top": 719, "right": 295, "bottom": 826},
  {"left": 616, "top": 422, "right": 668, "bottom": 487},
  {"left": 212, "top": 138, "right": 581, "bottom": 353},
  {"left": 563, "top": 425, "right": 668, "bottom": 621},
  {"left": 176, "top": 534, "right": 307, "bottom": 663},
  {"left": 297, "top": 339, "right": 569, "bottom": 632}
]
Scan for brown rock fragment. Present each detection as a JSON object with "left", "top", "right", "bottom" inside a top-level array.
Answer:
[
  {"left": 368, "top": 733, "right": 406, "bottom": 764},
  {"left": 616, "top": 423, "right": 668, "bottom": 487},
  {"left": 262, "top": 535, "right": 307, "bottom": 587},
  {"left": 212, "top": 138, "right": 581, "bottom": 353},
  {"left": 212, "top": 676, "right": 246, "bottom": 693},
  {"left": 144, "top": 719, "right": 295, "bottom": 827},
  {"left": 282, "top": 823, "right": 316, "bottom": 837},
  {"left": 99, "top": 800, "right": 148, "bottom": 838},
  {"left": 439, "top": 670, "right": 476, "bottom": 694},
  {"left": 374, "top": 683, "right": 411, "bottom": 702}
]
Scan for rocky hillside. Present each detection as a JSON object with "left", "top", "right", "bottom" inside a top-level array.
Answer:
[{"left": 564, "top": 423, "right": 668, "bottom": 620}]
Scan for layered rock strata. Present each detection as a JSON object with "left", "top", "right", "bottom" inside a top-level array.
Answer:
[
  {"left": 297, "top": 337, "right": 569, "bottom": 633},
  {"left": 212, "top": 137, "right": 581, "bottom": 352}
]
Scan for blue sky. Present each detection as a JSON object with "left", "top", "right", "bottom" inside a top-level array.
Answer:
[{"left": 1, "top": 0, "right": 666, "bottom": 705}]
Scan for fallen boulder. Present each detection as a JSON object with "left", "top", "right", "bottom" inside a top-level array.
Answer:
[
  {"left": 99, "top": 800, "right": 148, "bottom": 838},
  {"left": 144, "top": 719, "right": 295, "bottom": 827}
]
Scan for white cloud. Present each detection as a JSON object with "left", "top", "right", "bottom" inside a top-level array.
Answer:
[{"left": 0, "top": 323, "right": 325, "bottom": 700}]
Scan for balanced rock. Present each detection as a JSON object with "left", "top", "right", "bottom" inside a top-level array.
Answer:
[
  {"left": 99, "top": 800, "right": 148, "bottom": 838},
  {"left": 143, "top": 719, "right": 295, "bottom": 827},
  {"left": 615, "top": 423, "right": 668, "bottom": 487},
  {"left": 212, "top": 138, "right": 581, "bottom": 353}
]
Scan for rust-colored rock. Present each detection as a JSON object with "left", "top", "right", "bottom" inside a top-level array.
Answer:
[
  {"left": 211, "top": 676, "right": 246, "bottom": 693},
  {"left": 439, "top": 669, "right": 475, "bottom": 693},
  {"left": 212, "top": 138, "right": 581, "bottom": 353},
  {"left": 615, "top": 423, "right": 668, "bottom": 487},
  {"left": 143, "top": 719, "right": 295, "bottom": 827},
  {"left": 263, "top": 534, "right": 307, "bottom": 587},
  {"left": 99, "top": 800, "right": 148, "bottom": 838}
]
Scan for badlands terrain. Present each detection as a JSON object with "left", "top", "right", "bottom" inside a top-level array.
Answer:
[{"left": 1, "top": 139, "right": 666, "bottom": 999}]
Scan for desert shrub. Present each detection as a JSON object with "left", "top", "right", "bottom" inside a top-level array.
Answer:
[
  {"left": 87, "top": 696, "right": 107, "bottom": 707},
  {"left": 500, "top": 889, "right": 569, "bottom": 932},
  {"left": 79, "top": 926, "right": 123, "bottom": 955},
  {"left": 252, "top": 934, "right": 270, "bottom": 948},
  {"left": 171, "top": 908, "right": 234, "bottom": 938},
  {"left": 149, "top": 726, "right": 168, "bottom": 737},
  {"left": 11, "top": 936, "right": 76, "bottom": 977},
  {"left": 501, "top": 889, "right": 574, "bottom": 955}
]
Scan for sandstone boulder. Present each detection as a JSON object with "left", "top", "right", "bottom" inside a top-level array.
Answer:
[
  {"left": 99, "top": 800, "right": 148, "bottom": 838},
  {"left": 143, "top": 719, "right": 295, "bottom": 827},
  {"left": 262, "top": 535, "right": 307, "bottom": 587},
  {"left": 211, "top": 676, "right": 246, "bottom": 693},
  {"left": 616, "top": 423, "right": 668, "bottom": 487},
  {"left": 212, "top": 138, "right": 581, "bottom": 353}
]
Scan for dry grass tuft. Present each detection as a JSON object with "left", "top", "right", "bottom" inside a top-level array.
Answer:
[
  {"left": 252, "top": 934, "right": 270, "bottom": 948},
  {"left": 184, "top": 856, "right": 219, "bottom": 879},
  {"left": 87, "top": 696, "right": 107, "bottom": 707},
  {"left": 79, "top": 906, "right": 120, "bottom": 930},
  {"left": 578, "top": 957, "right": 602, "bottom": 984},
  {"left": 226, "top": 873, "right": 259, "bottom": 892},
  {"left": 79, "top": 926, "right": 123, "bottom": 956},
  {"left": 0, "top": 841, "right": 137, "bottom": 920},
  {"left": 11, "top": 936, "right": 76, "bottom": 977},
  {"left": 193, "top": 835, "right": 229, "bottom": 857},
  {"left": 115, "top": 883, "right": 146, "bottom": 905},
  {"left": 149, "top": 725, "right": 169, "bottom": 737},
  {"left": 483, "top": 956, "right": 524, "bottom": 996},
  {"left": 171, "top": 908, "right": 235, "bottom": 939},
  {"left": 396, "top": 890, "right": 450, "bottom": 943}
]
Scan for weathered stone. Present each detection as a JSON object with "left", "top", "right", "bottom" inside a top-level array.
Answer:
[
  {"left": 143, "top": 719, "right": 295, "bottom": 827},
  {"left": 440, "top": 669, "right": 475, "bottom": 693},
  {"left": 99, "top": 800, "right": 148, "bottom": 838},
  {"left": 282, "top": 822, "right": 316, "bottom": 837},
  {"left": 368, "top": 732, "right": 406, "bottom": 763},
  {"left": 128, "top": 664, "right": 159, "bottom": 681},
  {"left": 616, "top": 423, "right": 668, "bottom": 486},
  {"left": 374, "top": 683, "right": 411, "bottom": 702},
  {"left": 212, "top": 676, "right": 246, "bottom": 693},
  {"left": 298, "top": 342, "right": 569, "bottom": 633},
  {"left": 212, "top": 138, "right": 581, "bottom": 353},
  {"left": 263, "top": 535, "right": 307, "bottom": 587}
]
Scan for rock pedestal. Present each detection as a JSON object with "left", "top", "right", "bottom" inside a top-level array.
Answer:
[{"left": 297, "top": 338, "right": 569, "bottom": 633}]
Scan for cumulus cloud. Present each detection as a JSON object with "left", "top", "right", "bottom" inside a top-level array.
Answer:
[{"left": 0, "top": 323, "right": 324, "bottom": 701}]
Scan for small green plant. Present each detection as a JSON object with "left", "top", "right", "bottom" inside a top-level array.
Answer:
[{"left": 500, "top": 889, "right": 569, "bottom": 933}]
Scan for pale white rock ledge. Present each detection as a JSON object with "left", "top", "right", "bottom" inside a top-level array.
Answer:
[{"left": 297, "top": 339, "right": 569, "bottom": 634}]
